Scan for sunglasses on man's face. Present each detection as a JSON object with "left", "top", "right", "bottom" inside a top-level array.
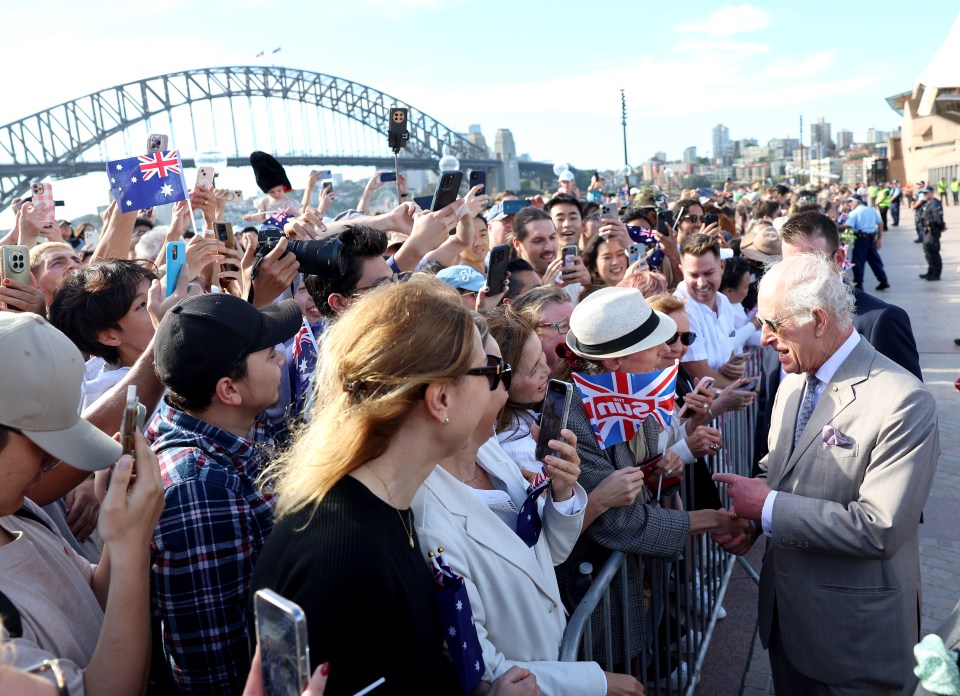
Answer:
[
  {"left": 464, "top": 354, "right": 513, "bottom": 391},
  {"left": 665, "top": 331, "right": 697, "bottom": 347}
]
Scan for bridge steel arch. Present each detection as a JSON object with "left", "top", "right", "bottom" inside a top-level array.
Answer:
[{"left": 0, "top": 65, "right": 490, "bottom": 210}]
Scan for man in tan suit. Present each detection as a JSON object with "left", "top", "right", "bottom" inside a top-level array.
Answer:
[{"left": 714, "top": 253, "right": 940, "bottom": 695}]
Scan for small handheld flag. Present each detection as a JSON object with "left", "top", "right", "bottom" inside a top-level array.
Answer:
[
  {"left": 571, "top": 363, "right": 678, "bottom": 449},
  {"left": 106, "top": 151, "right": 189, "bottom": 211},
  {"left": 288, "top": 317, "right": 319, "bottom": 421},
  {"left": 515, "top": 467, "right": 551, "bottom": 547},
  {"left": 429, "top": 549, "right": 484, "bottom": 695}
]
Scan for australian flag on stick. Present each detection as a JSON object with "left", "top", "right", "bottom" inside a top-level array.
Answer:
[
  {"left": 288, "top": 317, "right": 319, "bottom": 420},
  {"left": 429, "top": 548, "right": 484, "bottom": 695},
  {"left": 106, "top": 151, "right": 188, "bottom": 211},
  {"left": 516, "top": 467, "right": 551, "bottom": 548},
  {"left": 571, "top": 362, "right": 679, "bottom": 449}
]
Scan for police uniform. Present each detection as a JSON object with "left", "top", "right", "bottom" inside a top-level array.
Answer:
[{"left": 919, "top": 188, "right": 944, "bottom": 280}]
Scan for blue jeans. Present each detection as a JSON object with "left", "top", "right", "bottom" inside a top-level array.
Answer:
[{"left": 851, "top": 234, "right": 887, "bottom": 286}]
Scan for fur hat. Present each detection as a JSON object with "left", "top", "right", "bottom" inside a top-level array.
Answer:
[{"left": 250, "top": 151, "right": 292, "bottom": 194}]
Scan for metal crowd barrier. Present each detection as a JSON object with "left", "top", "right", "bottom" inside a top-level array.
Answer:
[{"left": 560, "top": 349, "right": 762, "bottom": 695}]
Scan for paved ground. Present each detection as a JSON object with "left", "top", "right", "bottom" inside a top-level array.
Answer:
[{"left": 695, "top": 202, "right": 960, "bottom": 696}]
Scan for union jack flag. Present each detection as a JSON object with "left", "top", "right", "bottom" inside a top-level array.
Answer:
[
  {"left": 572, "top": 362, "right": 679, "bottom": 449},
  {"left": 516, "top": 466, "right": 552, "bottom": 547},
  {"left": 138, "top": 150, "right": 182, "bottom": 180},
  {"left": 288, "top": 316, "right": 320, "bottom": 420}
]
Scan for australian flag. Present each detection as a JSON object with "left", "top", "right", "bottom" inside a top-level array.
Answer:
[
  {"left": 106, "top": 151, "right": 188, "bottom": 211},
  {"left": 262, "top": 210, "right": 292, "bottom": 229},
  {"left": 571, "top": 362, "right": 679, "bottom": 449},
  {"left": 288, "top": 317, "right": 319, "bottom": 420},
  {"left": 516, "top": 467, "right": 551, "bottom": 548},
  {"left": 429, "top": 549, "right": 484, "bottom": 695}
]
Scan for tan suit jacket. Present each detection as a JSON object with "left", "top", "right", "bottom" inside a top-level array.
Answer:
[{"left": 757, "top": 338, "right": 939, "bottom": 690}]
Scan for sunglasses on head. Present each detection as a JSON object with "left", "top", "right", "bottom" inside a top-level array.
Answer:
[
  {"left": 666, "top": 331, "right": 697, "bottom": 346},
  {"left": 465, "top": 354, "right": 512, "bottom": 391}
]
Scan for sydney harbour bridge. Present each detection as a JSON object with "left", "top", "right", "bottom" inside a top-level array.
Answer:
[{"left": 0, "top": 65, "right": 558, "bottom": 211}]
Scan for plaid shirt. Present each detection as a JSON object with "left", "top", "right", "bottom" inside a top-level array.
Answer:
[{"left": 147, "top": 399, "right": 277, "bottom": 694}]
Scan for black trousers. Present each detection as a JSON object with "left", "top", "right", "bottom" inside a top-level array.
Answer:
[
  {"left": 879, "top": 206, "right": 889, "bottom": 231},
  {"left": 923, "top": 229, "right": 942, "bottom": 277}
]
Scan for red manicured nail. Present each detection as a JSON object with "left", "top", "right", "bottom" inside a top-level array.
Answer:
[{"left": 320, "top": 662, "right": 329, "bottom": 676}]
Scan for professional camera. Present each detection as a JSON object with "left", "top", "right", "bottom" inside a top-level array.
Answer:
[{"left": 256, "top": 226, "right": 344, "bottom": 277}]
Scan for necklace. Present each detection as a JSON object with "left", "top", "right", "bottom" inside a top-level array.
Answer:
[
  {"left": 457, "top": 461, "right": 482, "bottom": 485},
  {"left": 367, "top": 465, "right": 415, "bottom": 549}
]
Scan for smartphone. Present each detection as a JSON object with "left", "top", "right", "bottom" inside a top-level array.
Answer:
[
  {"left": 312, "top": 169, "right": 332, "bottom": 181},
  {"left": 561, "top": 244, "right": 578, "bottom": 268},
  {"left": 321, "top": 182, "right": 333, "bottom": 194},
  {"left": 656, "top": 210, "right": 674, "bottom": 237},
  {"left": 195, "top": 166, "right": 215, "bottom": 191},
  {"left": 213, "top": 221, "right": 239, "bottom": 273},
  {"left": 501, "top": 199, "right": 528, "bottom": 216},
  {"left": 387, "top": 107, "right": 409, "bottom": 151},
  {"left": 147, "top": 134, "right": 169, "bottom": 153},
  {"left": 413, "top": 195, "right": 433, "bottom": 210},
  {"left": 677, "top": 376, "right": 716, "bottom": 419},
  {"left": 379, "top": 171, "right": 397, "bottom": 183},
  {"left": 430, "top": 170, "right": 463, "bottom": 212},
  {"left": 30, "top": 183, "right": 55, "bottom": 223},
  {"left": 1, "top": 246, "right": 31, "bottom": 307},
  {"left": 469, "top": 170, "right": 486, "bottom": 194},
  {"left": 627, "top": 242, "right": 644, "bottom": 265},
  {"left": 119, "top": 386, "right": 139, "bottom": 457},
  {"left": 486, "top": 243, "right": 510, "bottom": 294},
  {"left": 703, "top": 213, "right": 719, "bottom": 227},
  {"left": 535, "top": 380, "right": 573, "bottom": 462},
  {"left": 223, "top": 189, "right": 244, "bottom": 201},
  {"left": 636, "top": 452, "right": 683, "bottom": 496},
  {"left": 599, "top": 202, "right": 618, "bottom": 221},
  {"left": 737, "top": 376, "right": 760, "bottom": 392},
  {"left": 165, "top": 241, "right": 186, "bottom": 297},
  {"left": 254, "top": 589, "right": 311, "bottom": 696},
  {"left": 84, "top": 228, "right": 100, "bottom": 248}
]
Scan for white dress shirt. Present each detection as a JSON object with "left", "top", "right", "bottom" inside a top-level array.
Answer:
[{"left": 674, "top": 282, "right": 738, "bottom": 369}]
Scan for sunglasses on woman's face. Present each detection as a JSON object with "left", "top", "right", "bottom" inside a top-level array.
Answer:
[
  {"left": 665, "top": 331, "right": 697, "bottom": 347},
  {"left": 464, "top": 354, "right": 513, "bottom": 391}
]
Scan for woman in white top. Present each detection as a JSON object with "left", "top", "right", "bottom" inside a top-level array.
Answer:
[{"left": 413, "top": 315, "right": 645, "bottom": 696}]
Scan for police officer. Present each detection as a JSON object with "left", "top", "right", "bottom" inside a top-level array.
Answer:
[
  {"left": 912, "top": 181, "right": 927, "bottom": 243},
  {"left": 918, "top": 186, "right": 944, "bottom": 280},
  {"left": 839, "top": 194, "right": 889, "bottom": 291}
]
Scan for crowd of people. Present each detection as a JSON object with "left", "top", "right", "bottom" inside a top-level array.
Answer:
[{"left": 0, "top": 146, "right": 948, "bottom": 696}]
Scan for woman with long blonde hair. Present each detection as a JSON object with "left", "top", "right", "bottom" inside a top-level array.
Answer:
[{"left": 251, "top": 275, "right": 539, "bottom": 696}]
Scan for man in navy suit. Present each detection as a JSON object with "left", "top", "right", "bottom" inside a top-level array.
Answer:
[{"left": 754, "top": 211, "right": 922, "bottom": 469}]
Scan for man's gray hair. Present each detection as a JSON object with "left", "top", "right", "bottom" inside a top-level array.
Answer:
[{"left": 760, "top": 252, "right": 854, "bottom": 328}]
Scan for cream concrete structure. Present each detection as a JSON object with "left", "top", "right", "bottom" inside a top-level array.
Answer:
[{"left": 887, "top": 14, "right": 960, "bottom": 185}]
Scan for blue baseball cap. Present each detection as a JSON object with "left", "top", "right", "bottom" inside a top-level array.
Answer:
[{"left": 437, "top": 265, "right": 486, "bottom": 293}]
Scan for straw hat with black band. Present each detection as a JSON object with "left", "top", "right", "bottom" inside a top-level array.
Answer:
[{"left": 566, "top": 286, "right": 677, "bottom": 361}]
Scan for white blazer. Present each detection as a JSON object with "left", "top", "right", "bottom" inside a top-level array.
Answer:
[{"left": 412, "top": 438, "right": 606, "bottom": 696}]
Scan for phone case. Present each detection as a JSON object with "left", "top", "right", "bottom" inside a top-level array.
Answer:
[
  {"left": 431, "top": 170, "right": 463, "bottom": 212},
  {"left": 535, "top": 381, "right": 573, "bottom": 461},
  {"left": 485, "top": 244, "right": 510, "bottom": 292},
  {"left": 1, "top": 245, "right": 31, "bottom": 287},
  {"left": 165, "top": 242, "right": 186, "bottom": 297},
  {"left": 195, "top": 167, "right": 215, "bottom": 191},
  {"left": 30, "top": 183, "right": 55, "bottom": 222},
  {"left": 255, "top": 589, "right": 310, "bottom": 696}
]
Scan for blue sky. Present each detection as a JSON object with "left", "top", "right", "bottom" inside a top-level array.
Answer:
[{"left": 1, "top": 1, "right": 957, "bottom": 220}]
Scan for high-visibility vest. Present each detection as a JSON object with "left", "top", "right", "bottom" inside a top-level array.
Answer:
[{"left": 951, "top": 180, "right": 959, "bottom": 192}]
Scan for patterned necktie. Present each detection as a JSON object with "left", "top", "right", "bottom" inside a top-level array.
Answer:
[{"left": 793, "top": 374, "right": 819, "bottom": 448}]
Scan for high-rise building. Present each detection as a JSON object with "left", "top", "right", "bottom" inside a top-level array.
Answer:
[
  {"left": 494, "top": 129, "right": 520, "bottom": 191},
  {"left": 683, "top": 146, "right": 697, "bottom": 163},
  {"left": 836, "top": 129, "right": 854, "bottom": 150},
  {"left": 712, "top": 124, "right": 730, "bottom": 163},
  {"left": 810, "top": 117, "right": 833, "bottom": 158},
  {"left": 866, "top": 128, "right": 888, "bottom": 145},
  {"left": 466, "top": 125, "right": 489, "bottom": 157}
]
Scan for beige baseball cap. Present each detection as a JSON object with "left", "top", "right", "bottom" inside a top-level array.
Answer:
[{"left": 0, "top": 313, "right": 121, "bottom": 471}]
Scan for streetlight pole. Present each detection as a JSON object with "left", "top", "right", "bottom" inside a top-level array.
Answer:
[
  {"left": 621, "top": 89, "right": 630, "bottom": 189},
  {"left": 799, "top": 114, "right": 804, "bottom": 187}
]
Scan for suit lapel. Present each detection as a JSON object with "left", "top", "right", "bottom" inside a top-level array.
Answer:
[
  {"left": 778, "top": 340, "right": 873, "bottom": 483},
  {"left": 425, "top": 466, "right": 556, "bottom": 600},
  {"left": 768, "top": 375, "right": 802, "bottom": 489}
]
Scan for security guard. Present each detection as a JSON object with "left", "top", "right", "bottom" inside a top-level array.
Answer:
[
  {"left": 918, "top": 186, "right": 944, "bottom": 280},
  {"left": 839, "top": 194, "right": 890, "bottom": 291},
  {"left": 937, "top": 178, "right": 948, "bottom": 205},
  {"left": 912, "top": 181, "right": 927, "bottom": 243},
  {"left": 951, "top": 177, "right": 959, "bottom": 205},
  {"left": 875, "top": 182, "right": 891, "bottom": 231}
]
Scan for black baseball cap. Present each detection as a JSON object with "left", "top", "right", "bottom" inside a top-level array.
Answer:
[{"left": 155, "top": 294, "right": 302, "bottom": 395}]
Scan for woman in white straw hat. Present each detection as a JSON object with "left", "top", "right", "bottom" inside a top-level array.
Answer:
[{"left": 553, "top": 286, "right": 749, "bottom": 671}]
